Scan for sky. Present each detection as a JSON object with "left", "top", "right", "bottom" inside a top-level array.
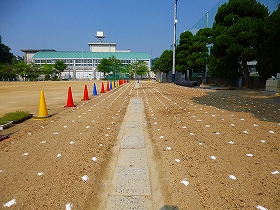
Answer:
[{"left": 0, "top": 0, "right": 279, "bottom": 59}]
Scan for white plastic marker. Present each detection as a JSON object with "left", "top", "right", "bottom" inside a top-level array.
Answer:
[
  {"left": 210, "top": 156, "right": 216, "bottom": 160},
  {"left": 53, "top": 132, "right": 59, "bottom": 135},
  {"left": 256, "top": 205, "right": 268, "bottom": 210},
  {"left": 181, "top": 179, "right": 189, "bottom": 186},
  {"left": 92, "top": 157, "right": 97, "bottom": 162},
  {"left": 22, "top": 153, "right": 28, "bottom": 156},
  {"left": 166, "top": 147, "right": 171, "bottom": 151},
  {"left": 70, "top": 141, "right": 74, "bottom": 144},
  {"left": 3, "top": 199, "right": 16, "bottom": 207},
  {"left": 246, "top": 154, "right": 253, "bottom": 157},
  {"left": 38, "top": 172, "right": 43, "bottom": 176},
  {"left": 175, "top": 159, "right": 180, "bottom": 162},
  {"left": 261, "top": 140, "right": 266, "bottom": 143},
  {"left": 228, "top": 141, "right": 234, "bottom": 144},
  {"left": 229, "top": 175, "right": 237, "bottom": 180},
  {"left": 65, "top": 203, "right": 73, "bottom": 210},
  {"left": 268, "top": 130, "right": 275, "bottom": 134},
  {"left": 159, "top": 136, "right": 164, "bottom": 139},
  {"left": 271, "top": 170, "right": 279, "bottom": 175},
  {"left": 57, "top": 154, "right": 61, "bottom": 157},
  {"left": 82, "top": 175, "right": 88, "bottom": 181}
]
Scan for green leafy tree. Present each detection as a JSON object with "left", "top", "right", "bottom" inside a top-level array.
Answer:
[
  {"left": 256, "top": 5, "right": 280, "bottom": 79},
  {"left": 129, "top": 60, "right": 149, "bottom": 79},
  {"left": 14, "top": 61, "right": 30, "bottom": 81},
  {"left": 212, "top": 0, "right": 268, "bottom": 88},
  {"left": 176, "top": 31, "right": 194, "bottom": 80},
  {"left": 154, "top": 50, "right": 173, "bottom": 82},
  {"left": 0, "top": 64, "right": 16, "bottom": 80},
  {"left": 97, "top": 58, "right": 111, "bottom": 77},
  {"left": 41, "top": 63, "right": 54, "bottom": 80},
  {"left": 108, "top": 56, "right": 122, "bottom": 78},
  {"left": 0, "top": 36, "right": 14, "bottom": 64},
  {"left": 26, "top": 62, "right": 41, "bottom": 81},
  {"left": 97, "top": 56, "right": 122, "bottom": 79},
  {"left": 54, "top": 60, "right": 67, "bottom": 79}
]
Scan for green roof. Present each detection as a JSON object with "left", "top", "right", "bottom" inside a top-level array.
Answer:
[{"left": 33, "top": 51, "right": 150, "bottom": 60}]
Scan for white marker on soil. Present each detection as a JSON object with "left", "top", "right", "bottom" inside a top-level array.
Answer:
[
  {"left": 166, "top": 147, "right": 171, "bottom": 151},
  {"left": 65, "top": 203, "right": 73, "bottom": 210},
  {"left": 3, "top": 199, "right": 16, "bottom": 207},
  {"left": 246, "top": 154, "right": 253, "bottom": 157},
  {"left": 92, "top": 157, "right": 97, "bottom": 162},
  {"left": 271, "top": 170, "right": 279, "bottom": 175},
  {"left": 181, "top": 179, "right": 189, "bottom": 186},
  {"left": 82, "top": 175, "right": 88, "bottom": 181},
  {"left": 22, "top": 153, "right": 28, "bottom": 156},
  {"left": 229, "top": 175, "right": 237, "bottom": 180},
  {"left": 38, "top": 172, "right": 43, "bottom": 176},
  {"left": 210, "top": 156, "right": 216, "bottom": 160},
  {"left": 256, "top": 205, "right": 268, "bottom": 210}
]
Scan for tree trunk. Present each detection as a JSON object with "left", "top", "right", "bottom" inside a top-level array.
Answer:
[
  {"left": 166, "top": 72, "right": 169, "bottom": 82},
  {"left": 189, "top": 70, "right": 193, "bottom": 81},
  {"left": 201, "top": 69, "right": 206, "bottom": 85},
  {"left": 242, "top": 60, "right": 250, "bottom": 88}
]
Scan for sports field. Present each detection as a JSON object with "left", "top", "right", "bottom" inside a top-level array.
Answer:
[{"left": 0, "top": 81, "right": 279, "bottom": 209}]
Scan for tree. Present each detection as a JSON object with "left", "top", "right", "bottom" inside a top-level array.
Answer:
[
  {"left": 129, "top": 60, "right": 149, "bottom": 79},
  {"left": 108, "top": 56, "right": 122, "bottom": 78},
  {"left": 97, "top": 58, "right": 111, "bottom": 77},
  {"left": 154, "top": 50, "right": 173, "bottom": 82},
  {"left": 14, "top": 61, "right": 30, "bottom": 81},
  {"left": 54, "top": 60, "right": 67, "bottom": 79},
  {"left": 212, "top": 0, "right": 268, "bottom": 88},
  {"left": 97, "top": 56, "right": 122, "bottom": 79},
  {"left": 176, "top": 31, "right": 194, "bottom": 80},
  {"left": 0, "top": 63, "right": 16, "bottom": 81},
  {"left": 0, "top": 36, "right": 14, "bottom": 64},
  {"left": 256, "top": 5, "right": 280, "bottom": 79},
  {"left": 40, "top": 63, "right": 54, "bottom": 80}
]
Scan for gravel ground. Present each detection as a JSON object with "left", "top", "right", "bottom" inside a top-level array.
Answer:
[{"left": 0, "top": 81, "right": 279, "bottom": 209}]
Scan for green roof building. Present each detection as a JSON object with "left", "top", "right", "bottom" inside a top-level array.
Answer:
[{"left": 22, "top": 32, "right": 151, "bottom": 80}]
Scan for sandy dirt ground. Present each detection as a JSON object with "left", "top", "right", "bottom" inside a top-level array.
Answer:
[{"left": 0, "top": 81, "right": 279, "bottom": 209}]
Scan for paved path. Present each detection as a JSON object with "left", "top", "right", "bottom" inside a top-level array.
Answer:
[{"left": 98, "top": 83, "right": 164, "bottom": 209}]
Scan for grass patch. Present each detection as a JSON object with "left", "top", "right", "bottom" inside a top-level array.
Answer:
[{"left": 0, "top": 110, "right": 31, "bottom": 124}]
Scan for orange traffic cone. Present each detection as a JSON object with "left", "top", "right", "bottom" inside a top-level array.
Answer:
[
  {"left": 106, "top": 81, "right": 110, "bottom": 91},
  {"left": 34, "top": 90, "right": 49, "bottom": 119},
  {"left": 82, "top": 85, "right": 90, "bottom": 100},
  {"left": 100, "top": 82, "right": 105, "bottom": 93},
  {"left": 65, "top": 87, "right": 75, "bottom": 107}
]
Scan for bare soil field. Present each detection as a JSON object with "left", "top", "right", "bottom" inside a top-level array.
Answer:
[{"left": 0, "top": 81, "right": 279, "bottom": 209}]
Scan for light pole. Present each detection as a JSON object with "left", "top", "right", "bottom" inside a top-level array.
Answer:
[{"left": 172, "top": 0, "right": 178, "bottom": 83}]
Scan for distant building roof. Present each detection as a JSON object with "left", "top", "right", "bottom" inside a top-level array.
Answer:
[
  {"left": 21, "top": 49, "right": 56, "bottom": 53},
  {"left": 32, "top": 51, "right": 150, "bottom": 60}
]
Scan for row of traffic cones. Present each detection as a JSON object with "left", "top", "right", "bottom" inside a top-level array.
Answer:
[{"left": 35, "top": 80, "right": 127, "bottom": 119}]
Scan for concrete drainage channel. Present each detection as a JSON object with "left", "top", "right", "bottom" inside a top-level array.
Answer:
[{"left": 97, "top": 83, "right": 164, "bottom": 209}]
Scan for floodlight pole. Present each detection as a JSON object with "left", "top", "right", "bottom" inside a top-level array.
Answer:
[{"left": 172, "top": 0, "right": 178, "bottom": 83}]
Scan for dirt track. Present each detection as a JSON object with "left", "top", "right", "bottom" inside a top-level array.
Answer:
[{"left": 0, "top": 81, "right": 279, "bottom": 209}]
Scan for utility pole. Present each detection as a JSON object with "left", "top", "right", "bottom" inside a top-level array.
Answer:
[{"left": 172, "top": 0, "right": 178, "bottom": 83}]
